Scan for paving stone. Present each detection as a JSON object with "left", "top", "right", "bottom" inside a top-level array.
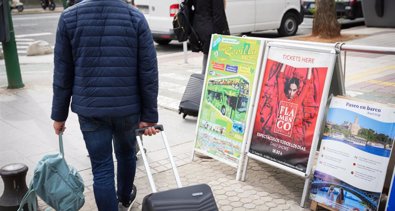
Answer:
[
  {"left": 243, "top": 203, "right": 256, "bottom": 209},
  {"left": 271, "top": 194, "right": 284, "bottom": 199},
  {"left": 239, "top": 191, "right": 251, "bottom": 198},
  {"left": 233, "top": 207, "right": 247, "bottom": 211},
  {"left": 269, "top": 207, "right": 284, "bottom": 211},
  {"left": 261, "top": 196, "right": 274, "bottom": 202},
  {"left": 256, "top": 205, "right": 271, "bottom": 210},
  {"left": 221, "top": 205, "right": 233, "bottom": 211},
  {"left": 225, "top": 191, "right": 237, "bottom": 197},
  {"left": 257, "top": 191, "right": 270, "bottom": 197},
  {"left": 228, "top": 196, "right": 239, "bottom": 202},
  {"left": 276, "top": 203, "right": 291, "bottom": 210},
  {"left": 253, "top": 198, "right": 266, "bottom": 205},
  {"left": 154, "top": 165, "right": 167, "bottom": 172},
  {"left": 243, "top": 185, "right": 254, "bottom": 190},
  {"left": 244, "top": 189, "right": 257, "bottom": 195},
  {"left": 240, "top": 197, "right": 253, "bottom": 203},
  {"left": 216, "top": 194, "right": 227, "bottom": 200},
  {"left": 158, "top": 159, "right": 169, "bottom": 165},
  {"left": 215, "top": 189, "right": 226, "bottom": 195},
  {"left": 217, "top": 199, "right": 229, "bottom": 206},
  {"left": 230, "top": 201, "right": 243, "bottom": 208},
  {"left": 265, "top": 202, "right": 278, "bottom": 208}
]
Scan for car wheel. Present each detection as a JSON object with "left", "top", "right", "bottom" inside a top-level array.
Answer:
[
  {"left": 49, "top": 3, "right": 56, "bottom": 11},
  {"left": 154, "top": 39, "right": 171, "bottom": 45},
  {"left": 277, "top": 12, "right": 299, "bottom": 36}
]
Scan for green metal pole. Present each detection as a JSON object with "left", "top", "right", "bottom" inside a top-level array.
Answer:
[
  {"left": 2, "top": 6, "right": 24, "bottom": 89},
  {"left": 62, "top": 0, "right": 68, "bottom": 9}
]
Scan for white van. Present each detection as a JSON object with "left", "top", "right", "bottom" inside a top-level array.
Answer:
[{"left": 134, "top": 0, "right": 304, "bottom": 45}]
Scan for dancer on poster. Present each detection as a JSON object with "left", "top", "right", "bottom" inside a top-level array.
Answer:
[
  {"left": 250, "top": 59, "right": 328, "bottom": 172},
  {"left": 274, "top": 64, "right": 313, "bottom": 146}
]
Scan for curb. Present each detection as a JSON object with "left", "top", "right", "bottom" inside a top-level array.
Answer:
[{"left": 11, "top": 8, "right": 63, "bottom": 15}]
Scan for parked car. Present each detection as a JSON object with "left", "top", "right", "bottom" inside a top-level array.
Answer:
[
  {"left": 302, "top": 0, "right": 363, "bottom": 20},
  {"left": 134, "top": 0, "right": 304, "bottom": 45},
  {"left": 336, "top": 0, "right": 363, "bottom": 20}
]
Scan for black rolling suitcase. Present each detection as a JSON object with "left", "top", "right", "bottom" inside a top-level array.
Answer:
[
  {"left": 136, "top": 125, "right": 218, "bottom": 211},
  {"left": 179, "top": 73, "right": 204, "bottom": 119}
]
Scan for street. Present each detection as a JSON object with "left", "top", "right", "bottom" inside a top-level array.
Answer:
[
  {"left": 9, "top": 13, "right": 186, "bottom": 56},
  {"left": 1, "top": 9, "right": 395, "bottom": 211},
  {"left": 7, "top": 11, "right": 364, "bottom": 56},
  {"left": 5, "top": 11, "right": 366, "bottom": 58}
]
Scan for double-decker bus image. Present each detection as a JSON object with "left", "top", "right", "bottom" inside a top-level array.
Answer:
[{"left": 206, "top": 75, "right": 250, "bottom": 133}]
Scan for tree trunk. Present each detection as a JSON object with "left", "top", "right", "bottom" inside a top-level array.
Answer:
[{"left": 312, "top": 0, "right": 341, "bottom": 38}]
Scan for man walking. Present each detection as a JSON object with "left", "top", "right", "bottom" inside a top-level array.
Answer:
[{"left": 51, "top": 0, "right": 159, "bottom": 210}]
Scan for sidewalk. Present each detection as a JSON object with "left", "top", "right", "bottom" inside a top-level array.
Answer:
[{"left": 1, "top": 26, "right": 395, "bottom": 211}]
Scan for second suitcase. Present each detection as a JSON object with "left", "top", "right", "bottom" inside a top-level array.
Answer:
[
  {"left": 135, "top": 125, "right": 219, "bottom": 211},
  {"left": 179, "top": 73, "right": 204, "bottom": 119}
]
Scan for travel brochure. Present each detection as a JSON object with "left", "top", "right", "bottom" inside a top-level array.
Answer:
[
  {"left": 310, "top": 96, "right": 395, "bottom": 211},
  {"left": 248, "top": 45, "right": 335, "bottom": 173},
  {"left": 194, "top": 35, "right": 263, "bottom": 166}
]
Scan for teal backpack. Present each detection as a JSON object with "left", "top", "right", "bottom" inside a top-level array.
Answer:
[{"left": 18, "top": 134, "right": 85, "bottom": 211}]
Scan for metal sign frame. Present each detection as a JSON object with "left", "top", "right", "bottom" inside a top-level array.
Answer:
[
  {"left": 192, "top": 34, "right": 266, "bottom": 169},
  {"left": 239, "top": 41, "right": 338, "bottom": 207}
]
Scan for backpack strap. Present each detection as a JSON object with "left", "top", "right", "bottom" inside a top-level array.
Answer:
[
  {"left": 182, "top": 0, "right": 203, "bottom": 49},
  {"left": 17, "top": 186, "right": 38, "bottom": 211}
]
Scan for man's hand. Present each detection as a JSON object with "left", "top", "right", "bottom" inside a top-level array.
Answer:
[
  {"left": 139, "top": 122, "right": 158, "bottom": 136},
  {"left": 53, "top": 121, "right": 66, "bottom": 135}
]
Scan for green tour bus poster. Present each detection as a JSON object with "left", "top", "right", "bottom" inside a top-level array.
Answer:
[{"left": 194, "top": 35, "right": 264, "bottom": 166}]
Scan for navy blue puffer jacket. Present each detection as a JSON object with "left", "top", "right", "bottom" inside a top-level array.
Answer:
[{"left": 51, "top": 0, "right": 158, "bottom": 123}]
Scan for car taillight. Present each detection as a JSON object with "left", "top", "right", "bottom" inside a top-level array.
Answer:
[
  {"left": 170, "top": 4, "right": 179, "bottom": 17},
  {"left": 350, "top": 0, "right": 357, "bottom": 5}
]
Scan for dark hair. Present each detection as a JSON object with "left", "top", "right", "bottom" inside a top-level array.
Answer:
[
  {"left": 284, "top": 77, "right": 300, "bottom": 93},
  {"left": 339, "top": 188, "right": 344, "bottom": 199}
]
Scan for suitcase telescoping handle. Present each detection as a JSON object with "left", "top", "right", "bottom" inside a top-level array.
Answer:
[
  {"left": 135, "top": 124, "right": 182, "bottom": 193},
  {"left": 135, "top": 124, "right": 164, "bottom": 135}
]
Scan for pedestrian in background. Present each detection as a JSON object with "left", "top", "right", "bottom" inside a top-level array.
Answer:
[
  {"left": 51, "top": 0, "right": 159, "bottom": 210},
  {"left": 188, "top": 0, "right": 230, "bottom": 75},
  {"left": 335, "top": 188, "right": 345, "bottom": 204}
]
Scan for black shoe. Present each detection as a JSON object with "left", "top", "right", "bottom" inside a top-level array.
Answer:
[{"left": 118, "top": 185, "right": 137, "bottom": 211}]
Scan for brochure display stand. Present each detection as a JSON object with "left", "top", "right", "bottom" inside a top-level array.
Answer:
[
  {"left": 189, "top": 35, "right": 395, "bottom": 209},
  {"left": 191, "top": 35, "right": 348, "bottom": 207},
  {"left": 310, "top": 96, "right": 395, "bottom": 211},
  {"left": 192, "top": 35, "right": 264, "bottom": 169},
  {"left": 241, "top": 42, "right": 338, "bottom": 206}
]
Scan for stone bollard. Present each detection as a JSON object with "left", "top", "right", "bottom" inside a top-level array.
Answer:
[
  {"left": 26, "top": 40, "right": 53, "bottom": 56},
  {"left": 0, "top": 163, "right": 29, "bottom": 211}
]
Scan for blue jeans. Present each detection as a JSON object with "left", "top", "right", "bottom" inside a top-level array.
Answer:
[{"left": 78, "top": 114, "right": 140, "bottom": 211}]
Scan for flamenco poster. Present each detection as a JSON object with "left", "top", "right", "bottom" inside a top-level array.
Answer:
[{"left": 249, "top": 45, "right": 336, "bottom": 173}]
